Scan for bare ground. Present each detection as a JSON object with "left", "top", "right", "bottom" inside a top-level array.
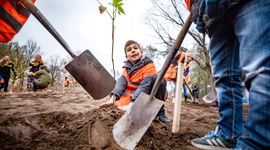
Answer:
[{"left": 0, "top": 87, "right": 219, "bottom": 150}]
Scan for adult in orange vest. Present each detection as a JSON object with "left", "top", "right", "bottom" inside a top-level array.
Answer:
[
  {"left": 165, "top": 51, "right": 194, "bottom": 102},
  {"left": 110, "top": 40, "right": 171, "bottom": 124},
  {"left": 0, "top": 55, "right": 17, "bottom": 94},
  {"left": 0, "top": 0, "right": 36, "bottom": 43}
]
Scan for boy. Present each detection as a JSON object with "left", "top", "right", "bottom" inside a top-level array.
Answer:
[{"left": 111, "top": 40, "right": 171, "bottom": 124}]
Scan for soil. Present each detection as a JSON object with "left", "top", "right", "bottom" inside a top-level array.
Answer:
[{"left": 0, "top": 87, "right": 219, "bottom": 150}]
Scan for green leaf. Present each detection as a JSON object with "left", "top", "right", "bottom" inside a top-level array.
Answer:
[{"left": 117, "top": 6, "right": 125, "bottom": 15}]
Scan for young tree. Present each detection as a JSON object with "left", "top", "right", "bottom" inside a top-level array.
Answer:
[
  {"left": 96, "top": 0, "right": 125, "bottom": 78},
  {"left": 48, "top": 56, "right": 65, "bottom": 87},
  {"left": 0, "top": 40, "right": 40, "bottom": 91}
]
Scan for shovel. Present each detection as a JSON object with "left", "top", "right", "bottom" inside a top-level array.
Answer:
[
  {"left": 184, "top": 79, "right": 195, "bottom": 102},
  {"left": 113, "top": 14, "right": 192, "bottom": 150},
  {"left": 20, "top": 0, "right": 115, "bottom": 99}
]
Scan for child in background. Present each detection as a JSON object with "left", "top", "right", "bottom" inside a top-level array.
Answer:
[
  {"left": 165, "top": 51, "right": 194, "bottom": 102},
  {"left": 110, "top": 40, "right": 171, "bottom": 124},
  {"left": 63, "top": 77, "right": 70, "bottom": 87},
  {"left": 27, "top": 65, "right": 52, "bottom": 91},
  {"left": 0, "top": 55, "right": 17, "bottom": 94},
  {"left": 27, "top": 55, "right": 43, "bottom": 90}
]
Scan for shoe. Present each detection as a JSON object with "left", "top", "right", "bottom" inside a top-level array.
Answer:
[
  {"left": 158, "top": 114, "right": 172, "bottom": 124},
  {"left": 191, "top": 130, "right": 236, "bottom": 150}
]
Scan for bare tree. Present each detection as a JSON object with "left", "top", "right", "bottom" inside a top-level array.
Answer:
[
  {"left": 0, "top": 40, "right": 40, "bottom": 91},
  {"left": 145, "top": 0, "right": 215, "bottom": 93},
  {"left": 48, "top": 56, "right": 65, "bottom": 87}
]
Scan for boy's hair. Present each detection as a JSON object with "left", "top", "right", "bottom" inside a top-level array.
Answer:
[{"left": 124, "top": 40, "right": 141, "bottom": 54}]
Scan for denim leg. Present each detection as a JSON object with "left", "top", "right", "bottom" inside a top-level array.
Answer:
[
  {"left": 182, "top": 84, "right": 188, "bottom": 97},
  {"left": 234, "top": 0, "right": 270, "bottom": 149},
  {"left": 208, "top": 18, "right": 243, "bottom": 141}
]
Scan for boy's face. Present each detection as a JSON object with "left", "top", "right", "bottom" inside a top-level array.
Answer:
[{"left": 125, "top": 43, "right": 143, "bottom": 64}]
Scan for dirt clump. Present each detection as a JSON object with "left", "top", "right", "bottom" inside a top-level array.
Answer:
[{"left": 0, "top": 88, "right": 219, "bottom": 149}]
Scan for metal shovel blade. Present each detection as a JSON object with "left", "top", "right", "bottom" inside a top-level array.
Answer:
[
  {"left": 113, "top": 92, "right": 164, "bottom": 150},
  {"left": 202, "top": 92, "right": 217, "bottom": 103},
  {"left": 65, "top": 50, "right": 116, "bottom": 99}
]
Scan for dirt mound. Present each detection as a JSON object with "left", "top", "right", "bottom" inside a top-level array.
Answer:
[
  {"left": 0, "top": 88, "right": 219, "bottom": 149},
  {"left": 0, "top": 104, "right": 121, "bottom": 150}
]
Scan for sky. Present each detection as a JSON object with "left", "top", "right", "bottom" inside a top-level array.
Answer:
[{"left": 13, "top": 0, "right": 192, "bottom": 74}]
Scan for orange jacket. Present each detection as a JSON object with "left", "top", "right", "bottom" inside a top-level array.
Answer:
[
  {"left": 165, "top": 53, "right": 188, "bottom": 81},
  {"left": 115, "top": 63, "right": 157, "bottom": 107},
  {"left": 0, "top": 0, "right": 36, "bottom": 43}
]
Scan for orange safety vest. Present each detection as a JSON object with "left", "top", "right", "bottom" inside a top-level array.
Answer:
[
  {"left": 185, "top": 0, "right": 191, "bottom": 11},
  {"left": 165, "top": 53, "right": 185, "bottom": 81},
  {"left": 115, "top": 63, "right": 158, "bottom": 107},
  {"left": 63, "top": 79, "right": 69, "bottom": 87},
  {"left": 0, "top": 0, "right": 36, "bottom": 43}
]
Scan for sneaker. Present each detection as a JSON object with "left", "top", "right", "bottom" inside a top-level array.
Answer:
[
  {"left": 158, "top": 114, "right": 172, "bottom": 124},
  {"left": 191, "top": 129, "right": 236, "bottom": 150}
]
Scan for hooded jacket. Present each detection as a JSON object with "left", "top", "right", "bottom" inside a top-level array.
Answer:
[{"left": 113, "top": 56, "right": 158, "bottom": 106}]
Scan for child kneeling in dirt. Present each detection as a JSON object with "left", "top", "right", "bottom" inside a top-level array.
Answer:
[
  {"left": 28, "top": 66, "right": 52, "bottom": 91},
  {"left": 110, "top": 40, "right": 171, "bottom": 124}
]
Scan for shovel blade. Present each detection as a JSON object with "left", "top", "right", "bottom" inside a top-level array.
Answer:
[
  {"left": 65, "top": 50, "right": 115, "bottom": 99},
  {"left": 113, "top": 92, "right": 164, "bottom": 150},
  {"left": 202, "top": 92, "right": 217, "bottom": 103}
]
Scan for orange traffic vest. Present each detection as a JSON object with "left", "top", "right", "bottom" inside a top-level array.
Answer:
[
  {"left": 0, "top": 0, "right": 36, "bottom": 43},
  {"left": 165, "top": 53, "right": 185, "bottom": 81},
  {"left": 115, "top": 63, "right": 157, "bottom": 107},
  {"left": 63, "top": 79, "right": 69, "bottom": 87}
]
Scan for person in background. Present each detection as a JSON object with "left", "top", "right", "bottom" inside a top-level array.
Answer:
[
  {"left": 0, "top": 55, "right": 17, "bottom": 94},
  {"left": 191, "top": 80, "right": 199, "bottom": 103},
  {"left": 27, "top": 65, "right": 52, "bottom": 91},
  {"left": 110, "top": 40, "right": 172, "bottom": 124},
  {"left": 165, "top": 51, "right": 194, "bottom": 102},
  {"left": 185, "top": 0, "right": 270, "bottom": 149},
  {"left": 63, "top": 77, "right": 70, "bottom": 87},
  {"left": 27, "top": 55, "right": 43, "bottom": 91}
]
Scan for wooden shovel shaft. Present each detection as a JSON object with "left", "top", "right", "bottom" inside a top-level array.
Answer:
[
  {"left": 172, "top": 62, "right": 185, "bottom": 133},
  {"left": 149, "top": 15, "right": 192, "bottom": 98},
  {"left": 20, "top": 0, "right": 76, "bottom": 58}
]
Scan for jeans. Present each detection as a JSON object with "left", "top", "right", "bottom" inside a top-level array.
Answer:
[
  {"left": 207, "top": 0, "right": 270, "bottom": 149},
  {"left": 183, "top": 84, "right": 188, "bottom": 97}
]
